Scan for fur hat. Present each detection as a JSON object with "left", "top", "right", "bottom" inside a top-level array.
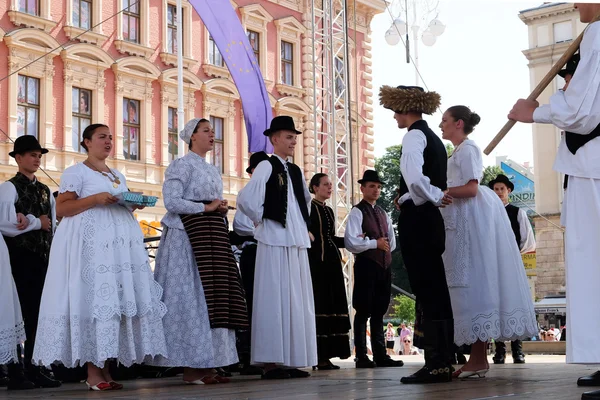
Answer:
[{"left": 379, "top": 85, "right": 441, "bottom": 115}]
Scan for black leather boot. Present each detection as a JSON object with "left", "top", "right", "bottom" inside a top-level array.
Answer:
[
  {"left": 401, "top": 319, "right": 453, "bottom": 384},
  {"left": 578, "top": 371, "right": 600, "bottom": 387},
  {"left": 6, "top": 362, "right": 35, "bottom": 390},
  {"left": 511, "top": 340, "right": 525, "bottom": 363},
  {"left": 493, "top": 341, "right": 506, "bottom": 364},
  {"left": 583, "top": 389, "right": 600, "bottom": 399},
  {"left": 26, "top": 363, "right": 62, "bottom": 388},
  {"left": 354, "top": 316, "right": 374, "bottom": 368}
]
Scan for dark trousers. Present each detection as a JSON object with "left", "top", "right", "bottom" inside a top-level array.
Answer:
[
  {"left": 495, "top": 340, "right": 523, "bottom": 356},
  {"left": 398, "top": 202, "right": 454, "bottom": 367},
  {"left": 352, "top": 257, "right": 392, "bottom": 361},
  {"left": 237, "top": 244, "right": 257, "bottom": 365},
  {"left": 8, "top": 247, "right": 48, "bottom": 365}
]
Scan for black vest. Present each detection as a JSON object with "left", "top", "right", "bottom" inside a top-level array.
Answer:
[
  {"left": 3, "top": 173, "right": 53, "bottom": 261},
  {"left": 399, "top": 120, "right": 448, "bottom": 199},
  {"left": 263, "top": 157, "right": 310, "bottom": 228},
  {"left": 565, "top": 124, "right": 600, "bottom": 155},
  {"left": 505, "top": 204, "right": 521, "bottom": 248}
]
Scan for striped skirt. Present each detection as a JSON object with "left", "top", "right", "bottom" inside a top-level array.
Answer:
[{"left": 180, "top": 212, "right": 248, "bottom": 330}]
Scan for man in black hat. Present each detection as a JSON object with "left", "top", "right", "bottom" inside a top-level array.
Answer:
[
  {"left": 344, "top": 169, "right": 403, "bottom": 369},
  {"left": 230, "top": 151, "right": 270, "bottom": 376},
  {"left": 488, "top": 174, "right": 535, "bottom": 365},
  {"left": 237, "top": 116, "right": 316, "bottom": 379},
  {"left": 379, "top": 85, "right": 454, "bottom": 384},
  {"left": 0, "top": 135, "right": 60, "bottom": 389}
]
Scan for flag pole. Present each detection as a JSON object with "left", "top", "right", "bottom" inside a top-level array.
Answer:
[{"left": 176, "top": 0, "right": 185, "bottom": 158}]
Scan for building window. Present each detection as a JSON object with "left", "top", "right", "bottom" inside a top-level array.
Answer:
[
  {"left": 281, "top": 41, "right": 293, "bottom": 85},
  {"left": 209, "top": 36, "right": 224, "bottom": 67},
  {"left": 123, "top": 0, "right": 140, "bottom": 44},
  {"left": 17, "top": 75, "right": 40, "bottom": 138},
  {"left": 166, "top": 4, "right": 178, "bottom": 54},
  {"left": 18, "top": 0, "right": 39, "bottom": 16},
  {"left": 247, "top": 30, "right": 260, "bottom": 66},
  {"left": 168, "top": 107, "right": 178, "bottom": 162},
  {"left": 72, "top": 0, "right": 91, "bottom": 29},
  {"left": 209, "top": 116, "right": 224, "bottom": 173},
  {"left": 554, "top": 21, "right": 572, "bottom": 44},
  {"left": 72, "top": 88, "right": 92, "bottom": 153},
  {"left": 123, "top": 98, "right": 140, "bottom": 160}
]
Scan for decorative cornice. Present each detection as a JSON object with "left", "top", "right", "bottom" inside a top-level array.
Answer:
[
  {"left": 519, "top": 3, "right": 576, "bottom": 25},
  {"left": 8, "top": 10, "right": 57, "bottom": 32},
  {"left": 64, "top": 26, "right": 108, "bottom": 46}
]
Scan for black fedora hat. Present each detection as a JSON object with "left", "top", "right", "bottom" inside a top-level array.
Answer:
[
  {"left": 263, "top": 116, "right": 302, "bottom": 136},
  {"left": 358, "top": 169, "right": 383, "bottom": 185},
  {"left": 246, "top": 151, "right": 270, "bottom": 174},
  {"left": 488, "top": 174, "right": 514, "bottom": 192},
  {"left": 9, "top": 135, "right": 48, "bottom": 158}
]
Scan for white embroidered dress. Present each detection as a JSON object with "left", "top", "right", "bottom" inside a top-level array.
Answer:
[
  {"left": 0, "top": 236, "right": 25, "bottom": 365},
  {"left": 440, "top": 140, "right": 537, "bottom": 346},
  {"left": 150, "top": 151, "right": 238, "bottom": 369},
  {"left": 32, "top": 163, "right": 168, "bottom": 367}
]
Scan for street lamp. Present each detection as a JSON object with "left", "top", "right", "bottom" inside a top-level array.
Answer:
[{"left": 385, "top": 1, "right": 445, "bottom": 86}]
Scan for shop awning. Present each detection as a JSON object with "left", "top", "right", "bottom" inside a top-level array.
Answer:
[{"left": 534, "top": 296, "right": 566, "bottom": 314}]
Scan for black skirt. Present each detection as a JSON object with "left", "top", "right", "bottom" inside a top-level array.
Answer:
[{"left": 308, "top": 243, "right": 351, "bottom": 361}]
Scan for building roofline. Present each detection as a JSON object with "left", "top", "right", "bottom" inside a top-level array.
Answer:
[{"left": 519, "top": 2, "right": 566, "bottom": 14}]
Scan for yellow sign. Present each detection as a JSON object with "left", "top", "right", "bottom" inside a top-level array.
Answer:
[
  {"left": 139, "top": 220, "right": 161, "bottom": 236},
  {"left": 522, "top": 252, "right": 536, "bottom": 276}
]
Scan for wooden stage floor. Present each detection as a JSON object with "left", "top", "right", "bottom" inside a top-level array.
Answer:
[{"left": 0, "top": 355, "right": 595, "bottom": 399}]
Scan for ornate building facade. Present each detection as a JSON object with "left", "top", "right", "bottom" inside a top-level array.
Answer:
[{"left": 0, "top": 0, "right": 383, "bottom": 231}]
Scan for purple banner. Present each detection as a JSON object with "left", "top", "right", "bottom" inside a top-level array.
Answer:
[{"left": 189, "top": 0, "right": 273, "bottom": 153}]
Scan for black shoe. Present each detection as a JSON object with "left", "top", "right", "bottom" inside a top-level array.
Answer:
[
  {"left": 579, "top": 371, "right": 600, "bottom": 387},
  {"left": 400, "top": 365, "right": 452, "bottom": 384},
  {"left": 6, "top": 362, "right": 35, "bottom": 391},
  {"left": 457, "top": 354, "right": 467, "bottom": 365},
  {"left": 239, "top": 365, "right": 264, "bottom": 376},
  {"left": 374, "top": 358, "right": 404, "bottom": 368},
  {"left": 314, "top": 360, "right": 341, "bottom": 371},
  {"left": 287, "top": 368, "right": 310, "bottom": 378},
  {"left": 28, "top": 367, "right": 62, "bottom": 388},
  {"left": 0, "top": 375, "right": 8, "bottom": 387},
  {"left": 493, "top": 353, "right": 505, "bottom": 365},
  {"left": 7, "top": 378, "right": 36, "bottom": 390},
  {"left": 261, "top": 368, "right": 290, "bottom": 380},
  {"left": 216, "top": 367, "right": 232, "bottom": 377},
  {"left": 512, "top": 353, "right": 525, "bottom": 364},
  {"left": 355, "top": 357, "right": 375, "bottom": 368},
  {"left": 583, "top": 389, "right": 600, "bottom": 399}
]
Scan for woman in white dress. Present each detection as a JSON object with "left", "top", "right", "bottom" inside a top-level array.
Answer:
[
  {"left": 150, "top": 118, "right": 243, "bottom": 384},
  {"left": 32, "top": 124, "right": 168, "bottom": 390},
  {"left": 0, "top": 218, "right": 27, "bottom": 387},
  {"left": 439, "top": 106, "right": 537, "bottom": 378}
]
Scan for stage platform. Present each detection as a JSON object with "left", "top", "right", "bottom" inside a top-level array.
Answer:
[{"left": 0, "top": 355, "right": 594, "bottom": 399}]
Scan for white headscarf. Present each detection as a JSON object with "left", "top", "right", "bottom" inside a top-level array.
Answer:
[{"left": 179, "top": 118, "right": 202, "bottom": 144}]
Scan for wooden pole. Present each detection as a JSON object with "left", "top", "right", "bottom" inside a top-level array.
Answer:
[{"left": 483, "top": 34, "right": 583, "bottom": 155}]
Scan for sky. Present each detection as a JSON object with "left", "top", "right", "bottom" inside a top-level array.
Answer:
[{"left": 369, "top": 0, "right": 546, "bottom": 168}]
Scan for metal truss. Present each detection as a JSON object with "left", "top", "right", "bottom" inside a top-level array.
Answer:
[{"left": 310, "top": 0, "right": 354, "bottom": 307}]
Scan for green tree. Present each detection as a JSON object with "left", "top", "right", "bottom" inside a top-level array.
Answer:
[
  {"left": 392, "top": 294, "right": 416, "bottom": 323},
  {"left": 481, "top": 165, "right": 505, "bottom": 187}
]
